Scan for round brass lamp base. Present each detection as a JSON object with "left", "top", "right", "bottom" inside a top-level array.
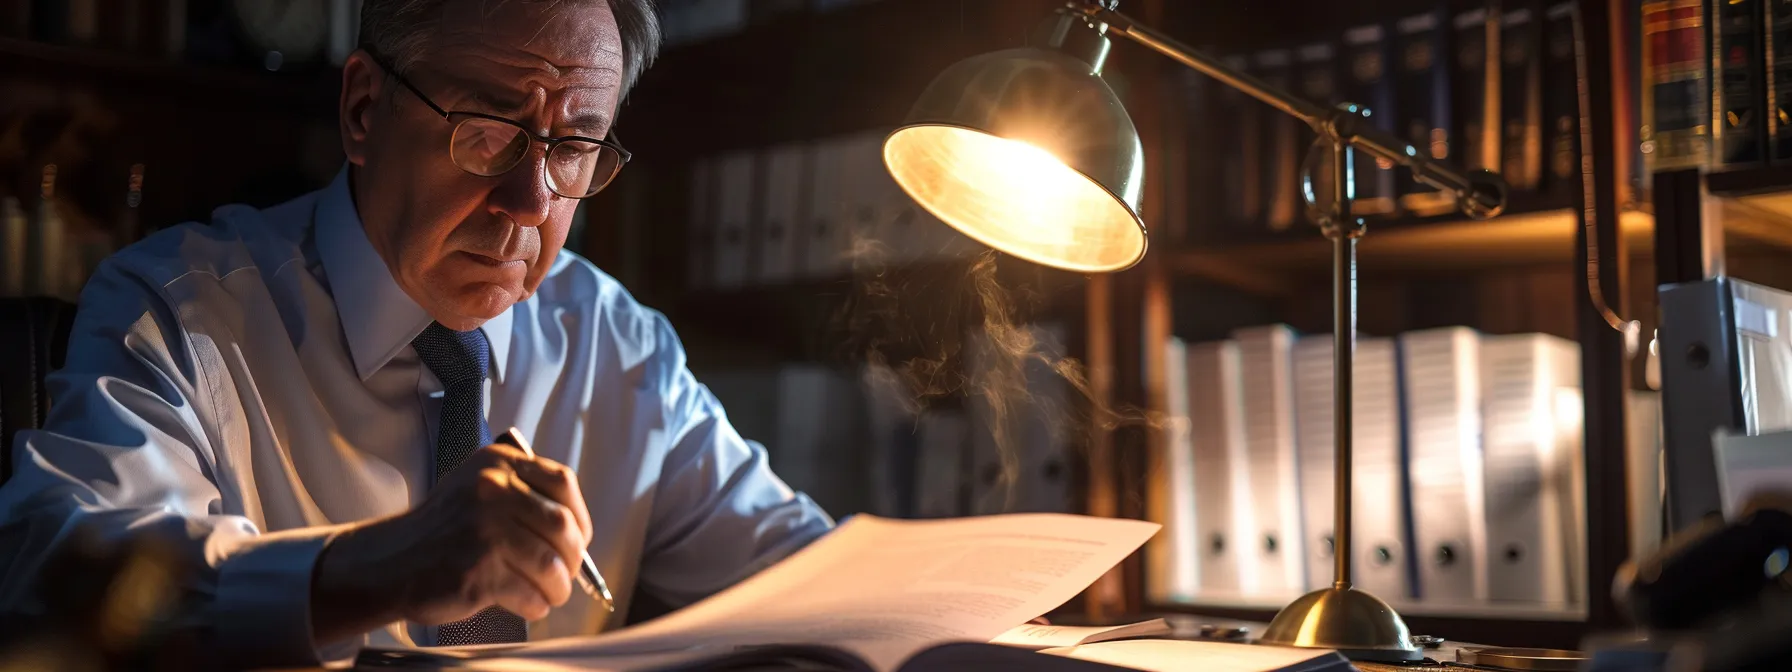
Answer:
[{"left": 1257, "top": 586, "right": 1425, "bottom": 663}]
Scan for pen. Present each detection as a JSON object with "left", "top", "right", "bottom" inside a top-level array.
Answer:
[{"left": 494, "top": 427, "right": 616, "bottom": 613}]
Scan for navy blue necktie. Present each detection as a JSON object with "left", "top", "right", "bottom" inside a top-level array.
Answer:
[{"left": 411, "top": 322, "right": 528, "bottom": 645}]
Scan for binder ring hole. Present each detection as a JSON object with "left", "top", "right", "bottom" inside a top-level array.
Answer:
[
  {"left": 1320, "top": 535, "right": 1335, "bottom": 558},
  {"left": 1374, "top": 546, "right": 1393, "bottom": 565},
  {"left": 1503, "top": 544, "right": 1524, "bottom": 564},
  {"left": 1687, "top": 342, "right": 1710, "bottom": 370},
  {"left": 1436, "top": 544, "right": 1457, "bottom": 566},
  {"left": 1264, "top": 534, "right": 1278, "bottom": 554},
  {"left": 1209, "top": 534, "right": 1225, "bottom": 555}
]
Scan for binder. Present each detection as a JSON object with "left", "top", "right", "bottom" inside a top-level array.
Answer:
[
  {"left": 837, "top": 132, "right": 895, "bottom": 268},
  {"left": 1399, "top": 327, "right": 1488, "bottom": 605},
  {"left": 1712, "top": 0, "right": 1767, "bottom": 167},
  {"left": 914, "top": 408, "right": 970, "bottom": 519},
  {"left": 712, "top": 150, "right": 756, "bottom": 290},
  {"left": 1477, "top": 333, "right": 1582, "bottom": 606},
  {"left": 1340, "top": 23, "right": 1399, "bottom": 217},
  {"left": 1768, "top": 0, "right": 1792, "bottom": 162},
  {"left": 1501, "top": 4, "right": 1545, "bottom": 194},
  {"left": 1295, "top": 42, "right": 1340, "bottom": 220},
  {"left": 1454, "top": 7, "right": 1501, "bottom": 174},
  {"left": 1640, "top": 0, "right": 1711, "bottom": 171},
  {"left": 1149, "top": 337, "right": 1201, "bottom": 603},
  {"left": 1233, "top": 325, "right": 1307, "bottom": 598},
  {"left": 965, "top": 325, "right": 1075, "bottom": 517},
  {"left": 756, "top": 143, "right": 808, "bottom": 285},
  {"left": 1255, "top": 48, "right": 1301, "bottom": 232},
  {"left": 1292, "top": 336, "right": 1413, "bottom": 600},
  {"left": 1185, "top": 340, "right": 1255, "bottom": 598},
  {"left": 686, "top": 159, "right": 715, "bottom": 290},
  {"left": 862, "top": 364, "right": 921, "bottom": 518},
  {"left": 805, "top": 140, "right": 851, "bottom": 277},
  {"left": 772, "top": 366, "right": 867, "bottom": 516},
  {"left": 1394, "top": 8, "right": 1455, "bottom": 215}
]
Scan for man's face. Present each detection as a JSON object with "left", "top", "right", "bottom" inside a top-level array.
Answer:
[{"left": 341, "top": 0, "right": 625, "bottom": 331}]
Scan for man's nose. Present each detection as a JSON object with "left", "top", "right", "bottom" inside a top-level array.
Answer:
[{"left": 487, "top": 147, "right": 554, "bottom": 228}]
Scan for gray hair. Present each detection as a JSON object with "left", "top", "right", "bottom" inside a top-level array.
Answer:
[{"left": 359, "top": 0, "right": 661, "bottom": 98}]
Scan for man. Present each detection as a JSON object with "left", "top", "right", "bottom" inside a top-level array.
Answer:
[{"left": 0, "top": 0, "right": 834, "bottom": 667}]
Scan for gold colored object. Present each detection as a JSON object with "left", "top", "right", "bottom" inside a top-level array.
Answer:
[
  {"left": 1455, "top": 647, "right": 1587, "bottom": 671},
  {"left": 1257, "top": 586, "right": 1422, "bottom": 662},
  {"left": 885, "top": 3, "right": 1507, "bottom": 661}
]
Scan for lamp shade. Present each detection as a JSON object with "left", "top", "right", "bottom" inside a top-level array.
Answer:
[{"left": 883, "top": 47, "right": 1147, "bottom": 273}]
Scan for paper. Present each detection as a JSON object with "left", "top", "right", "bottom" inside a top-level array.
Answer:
[
  {"left": 1040, "top": 639, "right": 1349, "bottom": 672},
  {"left": 990, "top": 619, "right": 1174, "bottom": 650},
  {"left": 455, "top": 514, "right": 1160, "bottom": 671},
  {"left": 1714, "top": 429, "right": 1792, "bottom": 518}
]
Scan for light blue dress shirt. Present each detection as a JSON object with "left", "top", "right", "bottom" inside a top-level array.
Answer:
[{"left": 0, "top": 167, "right": 834, "bottom": 667}]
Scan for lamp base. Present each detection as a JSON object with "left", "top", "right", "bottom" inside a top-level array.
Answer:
[{"left": 1257, "top": 585, "right": 1424, "bottom": 663}]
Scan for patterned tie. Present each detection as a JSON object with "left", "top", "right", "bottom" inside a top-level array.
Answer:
[{"left": 410, "top": 321, "right": 528, "bottom": 645}]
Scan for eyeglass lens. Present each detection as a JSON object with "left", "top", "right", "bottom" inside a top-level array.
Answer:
[{"left": 449, "top": 117, "right": 623, "bottom": 198}]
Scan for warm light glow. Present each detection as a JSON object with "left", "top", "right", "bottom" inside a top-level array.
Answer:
[{"left": 883, "top": 125, "right": 1145, "bottom": 272}]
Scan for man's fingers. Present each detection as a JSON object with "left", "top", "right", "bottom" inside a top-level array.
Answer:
[
  {"left": 502, "top": 480, "right": 586, "bottom": 592},
  {"left": 511, "top": 456, "right": 594, "bottom": 543},
  {"left": 490, "top": 556, "right": 556, "bottom": 621}
]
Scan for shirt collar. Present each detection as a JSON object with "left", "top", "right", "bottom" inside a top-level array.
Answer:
[{"left": 315, "top": 166, "right": 513, "bottom": 383}]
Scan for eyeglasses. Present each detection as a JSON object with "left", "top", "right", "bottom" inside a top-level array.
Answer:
[{"left": 372, "top": 56, "right": 632, "bottom": 199}]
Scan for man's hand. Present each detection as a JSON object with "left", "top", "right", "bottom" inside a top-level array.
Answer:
[{"left": 309, "top": 443, "right": 594, "bottom": 646}]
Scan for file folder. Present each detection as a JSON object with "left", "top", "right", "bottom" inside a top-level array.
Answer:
[
  {"left": 756, "top": 143, "right": 808, "bottom": 285},
  {"left": 1293, "top": 335, "right": 1413, "bottom": 599},
  {"left": 1399, "top": 327, "right": 1488, "bottom": 604},
  {"left": 1185, "top": 340, "right": 1254, "bottom": 598},
  {"left": 1478, "top": 333, "right": 1582, "bottom": 605},
  {"left": 1233, "top": 325, "right": 1307, "bottom": 598},
  {"left": 1149, "top": 337, "right": 1200, "bottom": 603},
  {"left": 712, "top": 150, "right": 756, "bottom": 289}
]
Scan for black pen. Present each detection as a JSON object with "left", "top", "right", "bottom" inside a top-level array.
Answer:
[{"left": 495, "top": 427, "right": 615, "bottom": 613}]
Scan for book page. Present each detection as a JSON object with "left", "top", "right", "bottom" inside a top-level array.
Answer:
[
  {"left": 464, "top": 514, "right": 1159, "bottom": 671},
  {"left": 990, "top": 619, "right": 1174, "bottom": 650},
  {"left": 1041, "top": 639, "right": 1350, "bottom": 672}
]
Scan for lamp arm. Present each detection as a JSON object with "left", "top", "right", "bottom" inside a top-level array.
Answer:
[{"left": 1082, "top": 4, "right": 1509, "bottom": 220}]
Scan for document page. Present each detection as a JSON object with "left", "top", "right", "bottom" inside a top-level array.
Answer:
[
  {"left": 483, "top": 514, "right": 1160, "bottom": 670},
  {"left": 990, "top": 618, "right": 1174, "bottom": 650}
]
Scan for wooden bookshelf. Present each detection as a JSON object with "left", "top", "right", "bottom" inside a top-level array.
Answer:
[{"left": 0, "top": 37, "right": 339, "bottom": 116}]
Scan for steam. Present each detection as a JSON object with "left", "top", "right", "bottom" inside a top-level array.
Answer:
[{"left": 835, "top": 230, "right": 1149, "bottom": 514}]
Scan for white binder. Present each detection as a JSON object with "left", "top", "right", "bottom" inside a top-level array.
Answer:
[
  {"left": 772, "top": 366, "right": 865, "bottom": 516},
  {"left": 1185, "top": 340, "right": 1254, "bottom": 598},
  {"left": 1148, "top": 337, "right": 1201, "bottom": 602},
  {"left": 1233, "top": 325, "right": 1306, "bottom": 598},
  {"left": 711, "top": 150, "right": 756, "bottom": 290},
  {"left": 914, "top": 409, "right": 970, "bottom": 518},
  {"left": 1292, "top": 336, "right": 1412, "bottom": 599},
  {"left": 804, "top": 140, "right": 851, "bottom": 277},
  {"left": 836, "top": 132, "right": 895, "bottom": 268},
  {"left": 756, "top": 144, "right": 808, "bottom": 285},
  {"left": 1477, "top": 333, "right": 1582, "bottom": 606},
  {"left": 1399, "top": 327, "right": 1488, "bottom": 605},
  {"left": 966, "top": 324, "right": 1074, "bottom": 516}
]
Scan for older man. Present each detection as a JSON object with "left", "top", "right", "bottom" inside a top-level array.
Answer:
[{"left": 0, "top": 0, "right": 833, "bottom": 667}]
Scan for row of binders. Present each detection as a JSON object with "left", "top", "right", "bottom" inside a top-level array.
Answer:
[
  {"left": 686, "top": 131, "right": 986, "bottom": 292},
  {"left": 699, "top": 324, "right": 1077, "bottom": 520},
  {"left": 1146, "top": 325, "right": 1620, "bottom": 609},
  {"left": 1178, "top": 1, "right": 1594, "bottom": 240},
  {"left": 1643, "top": 0, "right": 1792, "bottom": 170}
]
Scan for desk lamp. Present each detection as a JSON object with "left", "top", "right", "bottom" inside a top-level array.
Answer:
[{"left": 881, "top": 0, "right": 1508, "bottom": 662}]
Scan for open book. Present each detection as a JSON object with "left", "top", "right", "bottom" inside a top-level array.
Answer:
[{"left": 356, "top": 514, "right": 1349, "bottom": 672}]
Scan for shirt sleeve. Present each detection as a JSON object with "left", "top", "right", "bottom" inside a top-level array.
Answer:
[
  {"left": 633, "top": 313, "right": 835, "bottom": 608},
  {"left": 0, "top": 259, "right": 339, "bottom": 669}
]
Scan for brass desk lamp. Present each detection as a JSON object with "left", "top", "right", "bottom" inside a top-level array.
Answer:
[{"left": 880, "top": 1, "right": 1508, "bottom": 662}]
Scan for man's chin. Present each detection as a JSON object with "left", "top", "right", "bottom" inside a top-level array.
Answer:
[{"left": 431, "top": 283, "right": 521, "bottom": 331}]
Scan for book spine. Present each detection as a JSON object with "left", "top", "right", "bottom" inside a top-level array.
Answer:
[
  {"left": 1641, "top": 0, "right": 1711, "bottom": 171},
  {"left": 1502, "top": 5, "right": 1545, "bottom": 194},
  {"left": 1542, "top": 3, "right": 1582, "bottom": 201},
  {"left": 1256, "top": 48, "right": 1301, "bottom": 233},
  {"left": 1218, "top": 54, "right": 1262, "bottom": 234},
  {"left": 1454, "top": 7, "right": 1500, "bottom": 174},
  {"left": 1396, "top": 8, "right": 1455, "bottom": 215},
  {"left": 1298, "top": 41, "right": 1339, "bottom": 219},
  {"left": 1766, "top": 0, "right": 1792, "bottom": 161},
  {"left": 1341, "top": 23, "right": 1399, "bottom": 217},
  {"left": 1712, "top": 0, "right": 1767, "bottom": 167}
]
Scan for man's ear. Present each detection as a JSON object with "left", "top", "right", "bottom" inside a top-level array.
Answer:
[{"left": 339, "top": 50, "right": 384, "bottom": 166}]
